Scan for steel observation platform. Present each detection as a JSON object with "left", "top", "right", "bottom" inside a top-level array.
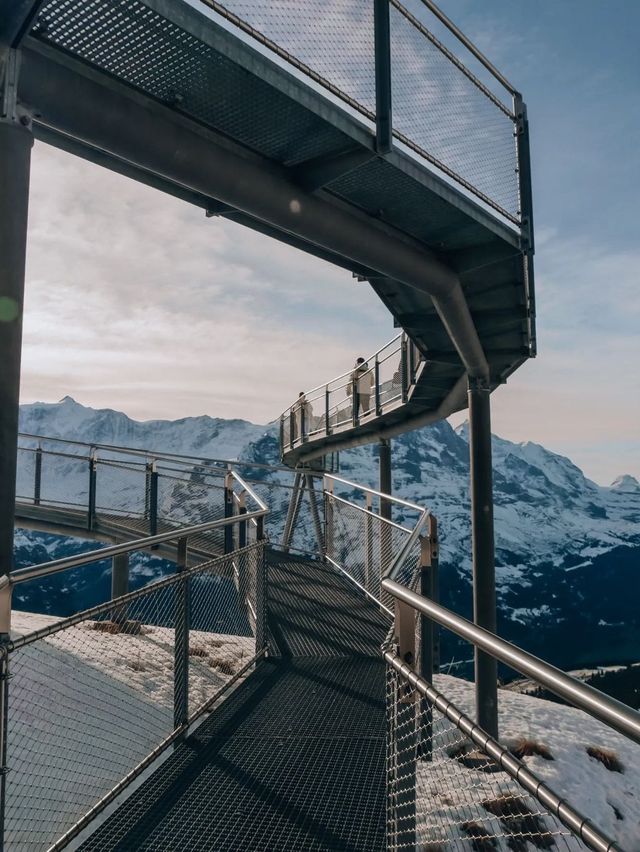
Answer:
[{"left": 3, "top": 0, "right": 534, "bottom": 463}]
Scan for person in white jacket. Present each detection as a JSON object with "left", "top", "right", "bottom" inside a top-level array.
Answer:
[{"left": 348, "top": 357, "right": 374, "bottom": 418}]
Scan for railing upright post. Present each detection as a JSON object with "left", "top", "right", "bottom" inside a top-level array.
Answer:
[
  {"left": 224, "top": 471, "right": 234, "bottom": 555},
  {"left": 352, "top": 376, "right": 359, "bottom": 426},
  {"left": 174, "top": 536, "right": 189, "bottom": 730},
  {"left": 87, "top": 448, "right": 97, "bottom": 531},
  {"left": 33, "top": 445, "right": 42, "bottom": 506},
  {"left": 374, "top": 0, "right": 393, "bottom": 155},
  {"left": 365, "top": 492, "right": 374, "bottom": 597},
  {"left": 324, "top": 476, "right": 334, "bottom": 561},
  {"left": 375, "top": 357, "right": 381, "bottom": 414},
  {"left": 400, "top": 335, "right": 409, "bottom": 402},
  {"left": 146, "top": 460, "right": 158, "bottom": 537},
  {"left": 111, "top": 553, "right": 129, "bottom": 624},
  {"left": 392, "top": 598, "right": 416, "bottom": 849},
  {"left": 325, "top": 385, "right": 331, "bottom": 435},
  {"left": 238, "top": 491, "right": 247, "bottom": 549},
  {"left": 418, "top": 517, "right": 438, "bottom": 761},
  {"left": 289, "top": 409, "right": 295, "bottom": 445},
  {"left": 279, "top": 415, "right": 285, "bottom": 453},
  {"left": 255, "top": 524, "right": 267, "bottom": 655}
]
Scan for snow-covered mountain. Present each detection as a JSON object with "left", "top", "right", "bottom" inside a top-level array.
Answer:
[{"left": 15, "top": 398, "right": 640, "bottom": 670}]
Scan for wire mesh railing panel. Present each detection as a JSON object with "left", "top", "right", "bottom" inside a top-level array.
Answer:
[
  {"left": 328, "top": 495, "right": 412, "bottom": 609},
  {"left": 38, "top": 452, "right": 90, "bottom": 512},
  {"left": 207, "top": 0, "right": 377, "bottom": 117},
  {"left": 389, "top": 2, "right": 519, "bottom": 221},
  {"left": 95, "top": 459, "right": 147, "bottom": 521},
  {"left": 15, "top": 448, "right": 36, "bottom": 504},
  {"left": 386, "top": 663, "right": 588, "bottom": 852},
  {"left": 5, "top": 585, "right": 178, "bottom": 850},
  {"left": 5, "top": 544, "right": 265, "bottom": 851}
]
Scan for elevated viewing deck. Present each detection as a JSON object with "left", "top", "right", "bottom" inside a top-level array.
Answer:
[{"left": 5, "top": 0, "right": 534, "bottom": 449}]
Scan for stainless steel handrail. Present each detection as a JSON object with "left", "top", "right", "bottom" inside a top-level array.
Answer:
[
  {"left": 16, "top": 435, "right": 269, "bottom": 514},
  {"left": 328, "top": 493, "right": 413, "bottom": 534},
  {"left": 385, "top": 648, "right": 620, "bottom": 852},
  {"left": 3, "top": 507, "right": 267, "bottom": 589},
  {"left": 383, "top": 577, "right": 640, "bottom": 746},
  {"left": 325, "top": 474, "right": 426, "bottom": 514},
  {"left": 286, "top": 333, "right": 403, "bottom": 401}
]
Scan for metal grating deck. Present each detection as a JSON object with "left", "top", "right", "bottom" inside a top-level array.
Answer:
[{"left": 78, "top": 555, "right": 389, "bottom": 851}]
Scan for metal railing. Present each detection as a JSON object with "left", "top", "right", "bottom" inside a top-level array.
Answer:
[
  {"left": 322, "top": 473, "right": 432, "bottom": 612},
  {"left": 0, "top": 504, "right": 268, "bottom": 851},
  {"left": 383, "top": 577, "right": 640, "bottom": 852},
  {"left": 280, "top": 332, "right": 424, "bottom": 456},
  {"left": 15, "top": 434, "right": 323, "bottom": 559},
  {"left": 201, "top": 0, "right": 531, "bottom": 228}
]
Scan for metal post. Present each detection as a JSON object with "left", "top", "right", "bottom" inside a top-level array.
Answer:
[
  {"left": 224, "top": 471, "right": 234, "bottom": 554},
  {"left": 352, "top": 377, "right": 359, "bottom": 426},
  {"left": 325, "top": 386, "right": 331, "bottom": 435},
  {"left": 374, "top": 0, "right": 392, "bottom": 154},
  {"left": 0, "top": 53, "right": 32, "bottom": 588},
  {"left": 255, "top": 523, "right": 267, "bottom": 655},
  {"left": 324, "top": 476, "right": 334, "bottom": 561},
  {"left": 400, "top": 334, "right": 409, "bottom": 402},
  {"left": 289, "top": 409, "right": 295, "bottom": 445},
  {"left": 305, "top": 474, "right": 324, "bottom": 557},
  {"left": 279, "top": 416, "right": 285, "bottom": 454},
  {"left": 146, "top": 460, "right": 158, "bottom": 537},
  {"left": 87, "top": 449, "right": 97, "bottom": 531},
  {"left": 379, "top": 439, "right": 392, "bottom": 575},
  {"left": 393, "top": 598, "right": 416, "bottom": 849},
  {"left": 111, "top": 552, "right": 129, "bottom": 625},
  {"left": 281, "top": 472, "right": 302, "bottom": 553},
  {"left": 174, "top": 536, "right": 189, "bottom": 730},
  {"left": 374, "top": 358, "right": 381, "bottom": 415},
  {"left": 364, "top": 492, "right": 374, "bottom": 596},
  {"left": 111, "top": 552, "right": 129, "bottom": 599},
  {"left": 0, "top": 645, "right": 9, "bottom": 852},
  {"left": 238, "top": 491, "right": 247, "bottom": 549},
  {"left": 468, "top": 376, "right": 498, "bottom": 739},
  {"left": 514, "top": 94, "right": 534, "bottom": 256},
  {"left": 418, "top": 517, "right": 438, "bottom": 761},
  {"left": 33, "top": 445, "right": 42, "bottom": 506}
]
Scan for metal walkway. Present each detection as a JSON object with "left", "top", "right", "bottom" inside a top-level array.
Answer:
[{"left": 77, "top": 553, "right": 389, "bottom": 851}]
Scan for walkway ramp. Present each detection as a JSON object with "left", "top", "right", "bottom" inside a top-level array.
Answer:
[{"left": 77, "top": 553, "right": 389, "bottom": 851}]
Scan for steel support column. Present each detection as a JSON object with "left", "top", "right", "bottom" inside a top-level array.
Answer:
[
  {"left": 468, "top": 376, "right": 498, "bottom": 738},
  {"left": 0, "top": 94, "right": 32, "bottom": 583}
]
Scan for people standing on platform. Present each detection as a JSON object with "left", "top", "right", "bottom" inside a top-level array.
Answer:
[
  {"left": 293, "top": 391, "right": 309, "bottom": 440},
  {"left": 348, "top": 357, "right": 374, "bottom": 418}
]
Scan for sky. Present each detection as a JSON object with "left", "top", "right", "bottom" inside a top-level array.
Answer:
[{"left": 18, "top": 0, "right": 639, "bottom": 485}]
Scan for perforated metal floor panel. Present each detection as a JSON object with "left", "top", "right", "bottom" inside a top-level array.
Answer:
[{"left": 78, "top": 556, "right": 388, "bottom": 851}]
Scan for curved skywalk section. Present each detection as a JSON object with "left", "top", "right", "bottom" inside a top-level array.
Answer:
[
  {"left": 281, "top": 333, "right": 435, "bottom": 466},
  {"left": 8, "top": 0, "right": 534, "bottom": 464}
]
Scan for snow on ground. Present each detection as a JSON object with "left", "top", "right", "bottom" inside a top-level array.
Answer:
[
  {"left": 419, "top": 674, "right": 640, "bottom": 850},
  {"left": 6, "top": 611, "right": 255, "bottom": 851}
]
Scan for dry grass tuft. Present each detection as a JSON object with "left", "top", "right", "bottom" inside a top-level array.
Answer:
[
  {"left": 461, "top": 821, "right": 498, "bottom": 851},
  {"left": 510, "top": 737, "right": 554, "bottom": 761},
  {"left": 482, "top": 795, "right": 555, "bottom": 850},
  {"left": 91, "top": 619, "right": 145, "bottom": 636},
  {"left": 188, "top": 646, "right": 208, "bottom": 658},
  {"left": 586, "top": 745, "right": 624, "bottom": 773}
]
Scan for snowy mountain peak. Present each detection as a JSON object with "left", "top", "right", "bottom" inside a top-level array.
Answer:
[{"left": 610, "top": 474, "right": 640, "bottom": 493}]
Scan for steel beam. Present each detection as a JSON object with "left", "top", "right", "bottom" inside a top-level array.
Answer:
[
  {"left": 374, "top": 0, "right": 392, "bottom": 154},
  {"left": 19, "top": 47, "right": 489, "bottom": 380},
  {"left": 0, "top": 114, "right": 32, "bottom": 581},
  {"left": 468, "top": 376, "right": 498, "bottom": 738}
]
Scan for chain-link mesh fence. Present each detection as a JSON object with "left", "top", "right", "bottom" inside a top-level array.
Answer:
[
  {"left": 206, "top": 0, "right": 520, "bottom": 221},
  {"left": 325, "top": 477, "right": 428, "bottom": 612},
  {"left": 4, "top": 542, "right": 265, "bottom": 851},
  {"left": 385, "top": 658, "right": 593, "bottom": 851}
]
